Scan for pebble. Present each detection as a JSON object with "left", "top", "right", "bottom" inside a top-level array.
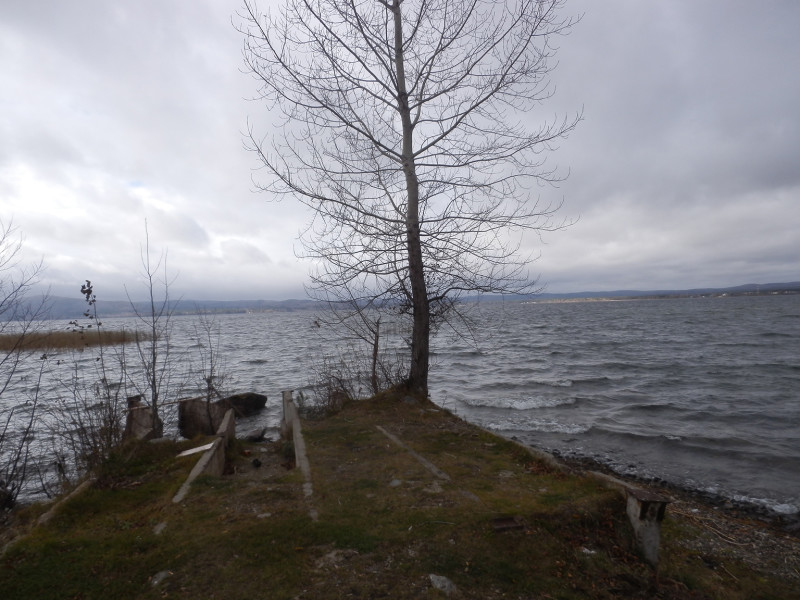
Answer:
[
  {"left": 151, "top": 570, "right": 171, "bottom": 587},
  {"left": 429, "top": 574, "right": 458, "bottom": 596}
]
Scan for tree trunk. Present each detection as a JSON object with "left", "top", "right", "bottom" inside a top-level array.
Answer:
[
  {"left": 391, "top": 0, "right": 430, "bottom": 397},
  {"left": 370, "top": 317, "right": 380, "bottom": 395}
]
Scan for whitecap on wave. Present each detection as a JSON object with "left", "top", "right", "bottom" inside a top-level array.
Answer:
[
  {"left": 483, "top": 416, "right": 589, "bottom": 435},
  {"left": 463, "top": 395, "right": 576, "bottom": 411},
  {"left": 732, "top": 495, "right": 799, "bottom": 515},
  {"left": 530, "top": 378, "right": 573, "bottom": 388}
]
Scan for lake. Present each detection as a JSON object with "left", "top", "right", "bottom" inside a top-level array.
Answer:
[{"left": 3, "top": 294, "right": 799, "bottom": 515}]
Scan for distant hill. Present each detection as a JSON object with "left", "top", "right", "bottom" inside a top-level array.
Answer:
[
  {"left": 15, "top": 281, "right": 800, "bottom": 321},
  {"left": 524, "top": 281, "right": 800, "bottom": 302},
  {"left": 34, "top": 297, "right": 323, "bottom": 321},
  {"left": 469, "top": 281, "right": 800, "bottom": 303}
]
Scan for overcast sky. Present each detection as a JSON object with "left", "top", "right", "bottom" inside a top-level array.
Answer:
[{"left": 2, "top": 0, "right": 798, "bottom": 301}]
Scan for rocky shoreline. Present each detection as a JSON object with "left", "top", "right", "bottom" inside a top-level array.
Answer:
[
  {"left": 536, "top": 447, "right": 800, "bottom": 533},
  {"left": 503, "top": 442, "right": 800, "bottom": 583}
]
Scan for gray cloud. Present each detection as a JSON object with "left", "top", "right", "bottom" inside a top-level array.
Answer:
[
  {"left": 528, "top": 0, "right": 800, "bottom": 291},
  {"left": 1, "top": 0, "right": 798, "bottom": 301}
]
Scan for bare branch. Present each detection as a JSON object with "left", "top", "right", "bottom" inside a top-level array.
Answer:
[{"left": 239, "top": 0, "right": 578, "bottom": 395}]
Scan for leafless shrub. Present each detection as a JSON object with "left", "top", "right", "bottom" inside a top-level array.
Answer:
[
  {"left": 46, "top": 359, "right": 128, "bottom": 481},
  {"left": 301, "top": 332, "right": 408, "bottom": 419}
]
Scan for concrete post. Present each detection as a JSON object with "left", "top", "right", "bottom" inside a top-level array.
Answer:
[
  {"left": 278, "top": 390, "right": 317, "bottom": 521},
  {"left": 124, "top": 395, "right": 162, "bottom": 440},
  {"left": 215, "top": 408, "right": 236, "bottom": 446},
  {"left": 280, "top": 390, "right": 295, "bottom": 440},
  {"left": 625, "top": 487, "right": 670, "bottom": 568}
]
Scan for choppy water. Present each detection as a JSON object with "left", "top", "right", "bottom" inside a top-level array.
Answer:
[
  {"left": 3, "top": 294, "right": 799, "bottom": 514},
  {"left": 429, "top": 295, "right": 800, "bottom": 515}
]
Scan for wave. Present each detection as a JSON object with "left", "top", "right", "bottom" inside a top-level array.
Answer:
[
  {"left": 760, "top": 331, "right": 794, "bottom": 339},
  {"left": 484, "top": 417, "right": 589, "bottom": 435},
  {"left": 498, "top": 365, "right": 550, "bottom": 377},
  {"left": 462, "top": 394, "right": 576, "bottom": 411},
  {"left": 482, "top": 377, "right": 575, "bottom": 390},
  {"left": 532, "top": 378, "right": 573, "bottom": 388},
  {"left": 731, "top": 495, "right": 798, "bottom": 515},
  {"left": 571, "top": 375, "right": 615, "bottom": 385},
  {"left": 576, "top": 424, "right": 800, "bottom": 473}
]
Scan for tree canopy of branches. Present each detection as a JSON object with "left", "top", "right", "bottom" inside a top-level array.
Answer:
[
  {"left": 239, "top": 0, "right": 579, "bottom": 396},
  {"left": 1, "top": 221, "right": 47, "bottom": 400},
  {"left": 1, "top": 221, "right": 48, "bottom": 507}
]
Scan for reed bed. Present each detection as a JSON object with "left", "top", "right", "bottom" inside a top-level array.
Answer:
[{"left": 0, "top": 329, "right": 152, "bottom": 352}]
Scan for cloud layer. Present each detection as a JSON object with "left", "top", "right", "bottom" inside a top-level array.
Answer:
[{"left": 1, "top": 0, "right": 797, "bottom": 300}]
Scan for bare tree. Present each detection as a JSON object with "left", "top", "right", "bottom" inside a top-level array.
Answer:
[
  {"left": 124, "top": 228, "right": 177, "bottom": 436},
  {"left": 0, "top": 221, "right": 48, "bottom": 508},
  {"left": 239, "top": 0, "right": 579, "bottom": 396},
  {"left": 189, "top": 311, "right": 230, "bottom": 430},
  {"left": 0, "top": 222, "right": 48, "bottom": 391}
]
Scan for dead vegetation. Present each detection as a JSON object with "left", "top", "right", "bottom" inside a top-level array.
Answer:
[{"left": 0, "top": 329, "right": 151, "bottom": 352}]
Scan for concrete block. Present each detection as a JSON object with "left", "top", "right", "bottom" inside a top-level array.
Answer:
[
  {"left": 172, "top": 437, "right": 225, "bottom": 504},
  {"left": 216, "top": 408, "right": 236, "bottom": 445},
  {"left": 178, "top": 397, "right": 227, "bottom": 438},
  {"left": 625, "top": 487, "right": 670, "bottom": 568},
  {"left": 124, "top": 396, "right": 163, "bottom": 440},
  {"left": 280, "top": 390, "right": 295, "bottom": 440}
]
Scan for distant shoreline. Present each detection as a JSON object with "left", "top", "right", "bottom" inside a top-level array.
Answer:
[
  {"left": 25, "top": 281, "right": 800, "bottom": 320},
  {"left": 526, "top": 288, "right": 800, "bottom": 304}
]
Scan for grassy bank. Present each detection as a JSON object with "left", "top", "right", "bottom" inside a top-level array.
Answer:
[
  {"left": 1, "top": 392, "right": 797, "bottom": 599},
  {"left": 0, "top": 329, "right": 152, "bottom": 352}
]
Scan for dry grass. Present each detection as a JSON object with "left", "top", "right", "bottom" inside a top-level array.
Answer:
[
  {"left": 1, "top": 391, "right": 797, "bottom": 599},
  {"left": 0, "top": 329, "right": 151, "bottom": 352}
]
